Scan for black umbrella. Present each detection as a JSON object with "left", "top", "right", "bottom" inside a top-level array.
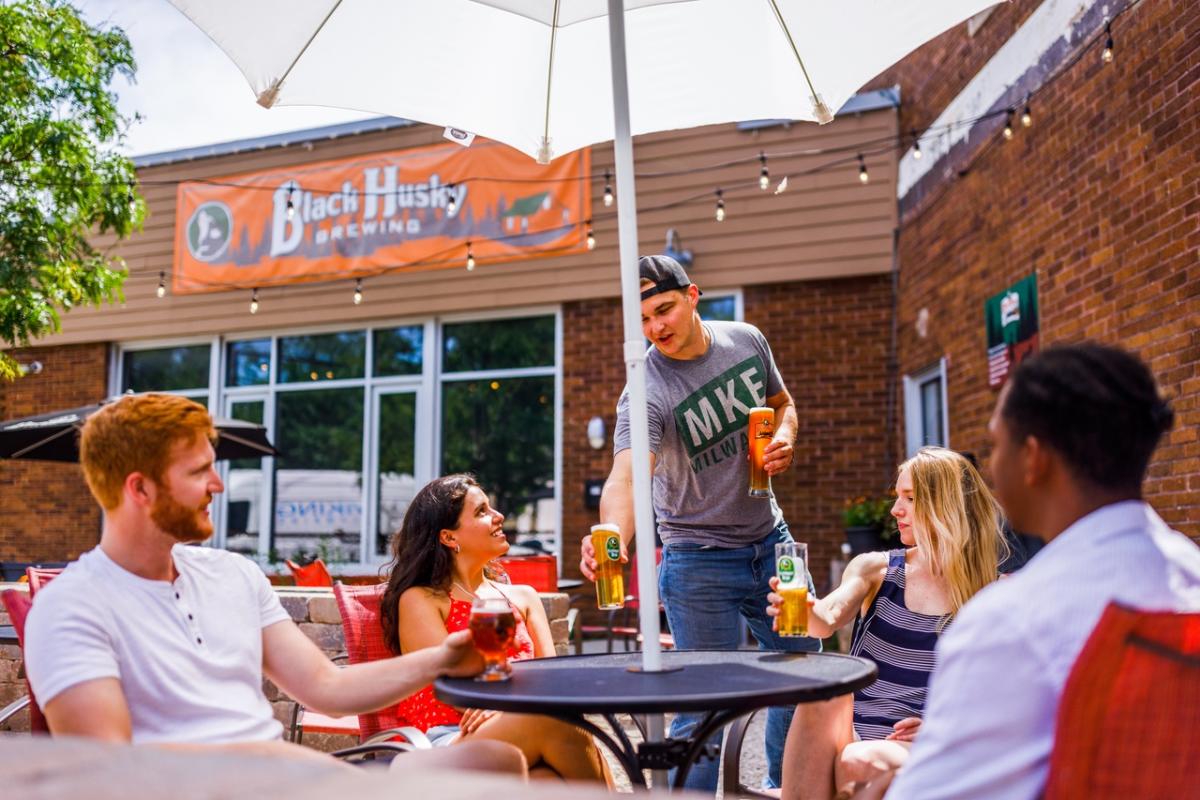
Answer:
[{"left": 0, "top": 401, "right": 279, "bottom": 462}]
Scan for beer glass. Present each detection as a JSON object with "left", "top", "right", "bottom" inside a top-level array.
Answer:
[
  {"left": 590, "top": 523, "right": 625, "bottom": 610},
  {"left": 775, "top": 541, "right": 808, "bottom": 637},
  {"left": 748, "top": 407, "right": 774, "bottom": 497},
  {"left": 468, "top": 597, "right": 517, "bottom": 681}
]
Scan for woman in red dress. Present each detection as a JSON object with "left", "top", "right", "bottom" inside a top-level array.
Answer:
[{"left": 380, "top": 474, "right": 610, "bottom": 784}]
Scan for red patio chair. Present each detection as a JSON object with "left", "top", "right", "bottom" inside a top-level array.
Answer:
[
  {"left": 284, "top": 559, "right": 333, "bottom": 588},
  {"left": 495, "top": 554, "right": 557, "bottom": 593},
  {"left": 1043, "top": 601, "right": 1200, "bottom": 800},
  {"left": 0, "top": 589, "right": 47, "bottom": 734},
  {"left": 286, "top": 582, "right": 430, "bottom": 751},
  {"left": 25, "top": 567, "right": 62, "bottom": 596}
]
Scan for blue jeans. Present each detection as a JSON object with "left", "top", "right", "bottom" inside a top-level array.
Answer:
[{"left": 659, "top": 521, "right": 820, "bottom": 791}]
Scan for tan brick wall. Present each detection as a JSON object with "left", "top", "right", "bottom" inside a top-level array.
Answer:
[
  {"left": 560, "top": 274, "right": 895, "bottom": 599},
  {"left": 880, "top": 0, "right": 1199, "bottom": 536},
  {"left": 0, "top": 344, "right": 108, "bottom": 562}
]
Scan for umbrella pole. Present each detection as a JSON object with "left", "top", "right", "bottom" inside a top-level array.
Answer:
[{"left": 607, "top": 0, "right": 668, "bottom": 790}]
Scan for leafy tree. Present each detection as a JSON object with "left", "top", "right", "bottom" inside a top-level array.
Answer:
[{"left": 0, "top": 0, "right": 142, "bottom": 379}]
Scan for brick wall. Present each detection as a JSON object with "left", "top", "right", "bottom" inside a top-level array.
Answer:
[
  {"left": 560, "top": 274, "right": 895, "bottom": 593},
  {"left": 0, "top": 344, "right": 109, "bottom": 562},
  {"left": 882, "top": 0, "right": 1200, "bottom": 535}
]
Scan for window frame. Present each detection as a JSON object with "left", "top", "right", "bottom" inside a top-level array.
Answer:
[{"left": 903, "top": 358, "right": 950, "bottom": 457}]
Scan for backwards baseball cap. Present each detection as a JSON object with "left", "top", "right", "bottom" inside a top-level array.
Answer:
[{"left": 639, "top": 254, "right": 702, "bottom": 301}]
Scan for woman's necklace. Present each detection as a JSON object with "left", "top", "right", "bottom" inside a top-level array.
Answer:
[{"left": 452, "top": 579, "right": 486, "bottom": 600}]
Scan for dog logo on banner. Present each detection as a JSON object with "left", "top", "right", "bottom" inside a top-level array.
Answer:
[{"left": 186, "top": 202, "right": 234, "bottom": 262}]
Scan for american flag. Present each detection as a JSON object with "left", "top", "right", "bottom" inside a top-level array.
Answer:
[{"left": 988, "top": 344, "right": 1010, "bottom": 387}]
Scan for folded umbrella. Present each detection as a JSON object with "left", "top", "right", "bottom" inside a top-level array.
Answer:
[{"left": 0, "top": 402, "right": 278, "bottom": 462}]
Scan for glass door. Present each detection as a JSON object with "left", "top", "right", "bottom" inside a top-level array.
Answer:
[
  {"left": 220, "top": 395, "right": 272, "bottom": 561},
  {"left": 369, "top": 388, "right": 420, "bottom": 560}
]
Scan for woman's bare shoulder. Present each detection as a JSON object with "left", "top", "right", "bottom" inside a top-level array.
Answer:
[{"left": 398, "top": 585, "right": 448, "bottom": 612}]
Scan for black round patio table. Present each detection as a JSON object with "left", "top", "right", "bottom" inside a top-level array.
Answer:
[{"left": 435, "top": 649, "right": 877, "bottom": 789}]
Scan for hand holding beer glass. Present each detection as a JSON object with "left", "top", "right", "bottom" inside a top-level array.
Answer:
[
  {"left": 468, "top": 597, "right": 517, "bottom": 681},
  {"left": 590, "top": 523, "right": 626, "bottom": 610},
  {"left": 774, "top": 542, "right": 809, "bottom": 637}
]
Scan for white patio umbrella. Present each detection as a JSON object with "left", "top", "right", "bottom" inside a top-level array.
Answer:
[{"left": 168, "top": 0, "right": 996, "bottom": 681}]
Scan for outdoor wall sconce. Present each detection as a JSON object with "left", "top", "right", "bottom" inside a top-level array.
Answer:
[
  {"left": 587, "top": 416, "right": 607, "bottom": 450},
  {"left": 663, "top": 228, "right": 694, "bottom": 268}
]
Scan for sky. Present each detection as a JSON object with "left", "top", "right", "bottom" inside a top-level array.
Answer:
[{"left": 79, "top": 0, "right": 377, "bottom": 157}]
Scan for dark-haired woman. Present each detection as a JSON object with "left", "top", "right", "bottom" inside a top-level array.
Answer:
[{"left": 381, "top": 474, "right": 610, "bottom": 784}]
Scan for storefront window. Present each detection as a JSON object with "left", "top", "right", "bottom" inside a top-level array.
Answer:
[
  {"left": 373, "top": 325, "right": 423, "bottom": 376},
  {"left": 699, "top": 295, "right": 737, "bottom": 321},
  {"left": 225, "top": 399, "right": 265, "bottom": 557},
  {"left": 122, "top": 345, "right": 210, "bottom": 393},
  {"left": 278, "top": 331, "right": 365, "bottom": 383},
  {"left": 443, "top": 316, "right": 554, "bottom": 371},
  {"left": 226, "top": 339, "right": 271, "bottom": 386}
]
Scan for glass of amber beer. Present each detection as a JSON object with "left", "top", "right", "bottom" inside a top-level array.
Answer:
[
  {"left": 590, "top": 523, "right": 625, "bottom": 610},
  {"left": 775, "top": 541, "right": 808, "bottom": 637},
  {"left": 748, "top": 407, "right": 774, "bottom": 498},
  {"left": 469, "top": 597, "right": 517, "bottom": 681}
]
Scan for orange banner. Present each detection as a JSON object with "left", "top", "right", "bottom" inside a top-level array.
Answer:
[{"left": 172, "top": 140, "right": 591, "bottom": 294}]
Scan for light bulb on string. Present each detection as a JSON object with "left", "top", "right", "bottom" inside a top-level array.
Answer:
[
  {"left": 759, "top": 153, "right": 770, "bottom": 191},
  {"left": 447, "top": 185, "right": 457, "bottom": 215},
  {"left": 1102, "top": 22, "right": 1114, "bottom": 64},
  {"left": 603, "top": 170, "right": 614, "bottom": 207},
  {"left": 1003, "top": 109, "right": 1015, "bottom": 141},
  {"left": 127, "top": 188, "right": 137, "bottom": 213},
  {"left": 714, "top": 189, "right": 725, "bottom": 222},
  {"left": 353, "top": 278, "right": 363, "bottom": 305},
  {"left": 286, "top": 186, "right": 296, "bottom": 220},
  {"left": 1021, "top": 100, "right": 1033, "bottom": 128},
  {"left": 586, "top": 221, "right": 596, "bottom": 251},
  {"left": 857, "top": 155, "right": 869, "bottom": 184},
  {"left": 911, "top": 130, "right": 922, "bottom": 160},
  {"left": 466, "top": 242, "right": 476, "bottom": 271},
  {"left": 249, "top": 288, "right": 259, "bottom": 315},
  {"left": 156, "top": 271, "right": 166, "bottom": 299}
]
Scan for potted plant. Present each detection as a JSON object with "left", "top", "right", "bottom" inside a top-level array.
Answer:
[{"left": 842, "top": 494, "right": 900, "bottom": 556}]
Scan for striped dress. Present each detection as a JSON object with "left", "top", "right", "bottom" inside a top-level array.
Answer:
[{"left": 849, "top": 549, "right": 948, "bottom": 740}]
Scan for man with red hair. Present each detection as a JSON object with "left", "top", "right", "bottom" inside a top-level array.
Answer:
[{"left": 24, "top": 393, "right": 524, "bottom": 775}]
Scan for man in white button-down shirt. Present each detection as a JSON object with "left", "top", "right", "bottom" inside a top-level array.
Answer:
[{"left": 887, "top": 343, "right": 1200, "bottom": 800}]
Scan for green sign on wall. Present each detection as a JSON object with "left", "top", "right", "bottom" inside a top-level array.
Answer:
[{"left": 985, "top": 273, "right": 1039, "bottom": 388}]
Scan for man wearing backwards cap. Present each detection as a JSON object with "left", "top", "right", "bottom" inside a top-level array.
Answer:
[{"left": 580, "top": 255, "right": 818, "bottom": 791}]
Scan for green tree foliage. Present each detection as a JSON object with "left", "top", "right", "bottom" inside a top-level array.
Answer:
[{"left": 0, "top": 0, "right": 142, "bottom": 379}]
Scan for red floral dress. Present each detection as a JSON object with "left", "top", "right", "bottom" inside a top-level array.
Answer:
[{"left": 393, "top": 594, "right": 537, "bottom": 731}]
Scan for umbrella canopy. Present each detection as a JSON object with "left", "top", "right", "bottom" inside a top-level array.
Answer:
[
  {"left": 169, "top": 0, "right": 999, "bottom": 678},
  {"left": 0, "top": 403, "right": 278, "bottom": 462},
  {"left": 169, "top": 0, "right": 997, "bottom": 163}
]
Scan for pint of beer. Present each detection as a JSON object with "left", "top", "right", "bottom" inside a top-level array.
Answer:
[
  {"left": 469, "top": 597, "right": 517, "bottom": 682},
  {"left": 748, "top": 407, "right": 774, "bottom": 498},
  {"left": 775, "top": 541, "right": 809, "bottom": 637},
  {"left": 590, "top": 523, "right": 626, "bottom": 610}
]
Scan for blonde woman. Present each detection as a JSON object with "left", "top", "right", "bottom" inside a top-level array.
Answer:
[{"left": 767, "top": 447, "right": 1007, "bottom": 800}]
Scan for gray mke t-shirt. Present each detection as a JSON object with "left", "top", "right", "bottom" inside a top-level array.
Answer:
[{"left": 614, "top": 321, "right": 786, "bottom": 547}]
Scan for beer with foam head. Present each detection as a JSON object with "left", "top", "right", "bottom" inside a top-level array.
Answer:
[
  {"left": 590, "top": 523, "right": 625, "bottom": 610},
  {"left": 748, "top": 407, "right": 774, "bottom": 498},
  {"left": 775, "top": 541, "right": 809, "bottom": 637}
]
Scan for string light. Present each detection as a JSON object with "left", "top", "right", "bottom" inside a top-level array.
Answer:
[
  {"left": 466, "top": 241, "right": 475, "bottom": 271},
  {"left": 353, "top": 278, "right": 363, "bottom": 305},
  {"left": 911, "top": 130, "right": 922, "bottom": 160},
  {"left": 156, "top": 271, "right": 166, "bottom": 298},
  {"left": 447, "top": 185, "right": 457, "bottom": 215},
  {"left": 249, "top": 288, "right": 259, "bottom": 314},
  {"left": 127, "top": 189, "right": 137, "bottom": 213},
  {"left": 1021, "top": 99, "right": 1033, "bottom": 128},
  {"left": 603, "top": 170, "right": 614, "bottom": 207},
  {"left": 1003, "top": 109, "right": 1015, "bottom": 141},
  {"left": 286, "top": 186, "right": 296, "bottom": 220},
  {"left": 759, "top": 152, "right": 770, "bottom": 191},
  {"left": 714, "top": 189, "right": 725, "bottom": 222},
  {"left": 1102, "top": 22, "right": 1114, "bottom": 64},
  {"left": 858, "top": 154, "right": 869, "bottom": 184},
  {"left": 585, "top": 221, "right": 596, "bottom": 251}
]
